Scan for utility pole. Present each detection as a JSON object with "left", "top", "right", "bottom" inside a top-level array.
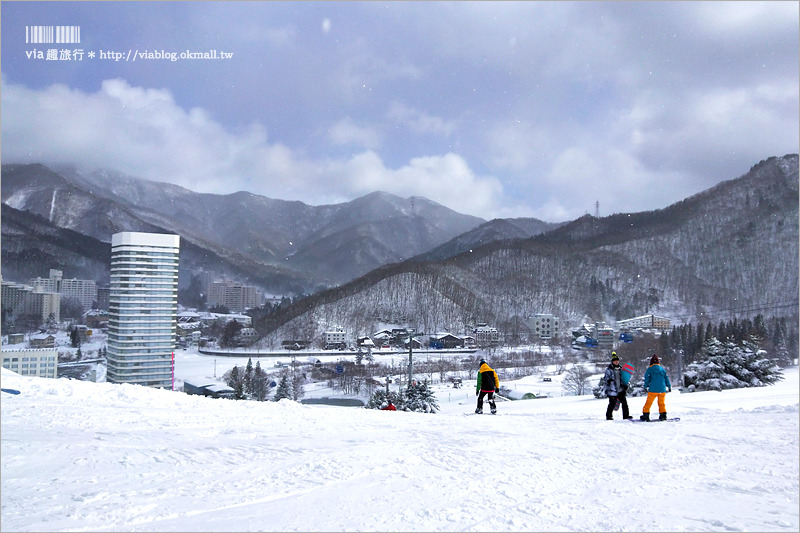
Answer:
[
  {"left": 594, "top": 200, "right": 600, "bottom": 218},
  {"left": 403, "top": 328, "right": 424, "bottom": 391}
]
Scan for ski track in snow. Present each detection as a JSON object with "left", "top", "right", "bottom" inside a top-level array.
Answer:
[{"left": 1, "top": 368, "right": 798, "bottom": 532}]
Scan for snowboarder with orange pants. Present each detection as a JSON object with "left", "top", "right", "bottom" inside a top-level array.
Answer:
[{"left": 641, "top": 354, "right": 672, "bottom": 421}]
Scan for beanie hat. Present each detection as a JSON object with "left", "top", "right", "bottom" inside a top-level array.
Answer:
[
  {"left": 611, "top": 352, "right": 619, "bottom": 362},
  {"left": 479, "top": 358, "right": 486, "bottom": 365},
  {"left": 650, "top": 354, "right": 660, "bottom": 365}
]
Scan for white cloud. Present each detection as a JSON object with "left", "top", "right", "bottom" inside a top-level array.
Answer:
[
  {"left": 327, "top": 117, "right": 382, "bottom": 149},
  {"left": 386, "top": 102, "right": 457, "bottom": 137},
  {"left": 338, "top": 151, "right": 506, "bottom": 218},
  {"left": 486, "top": 120, "right": 552, "bottom": 172},
  {"left": 1, "top": 77, "right": 529, "bottom": 219},
  {"left": 321, "top": 18, "right": 331, "bottom": 34},
  {"left": 693, "top": 1, "right": 799, "bottom": 34}
]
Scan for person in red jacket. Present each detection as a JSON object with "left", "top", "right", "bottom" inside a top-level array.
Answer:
[
  {"left": 381, "top": 400, "right": 396, "bottom": 411},
  {"left": 475, "top": 358, "right": 499, "bottom": 414}
]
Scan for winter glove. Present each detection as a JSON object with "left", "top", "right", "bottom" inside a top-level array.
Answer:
[
  {"left": 621, "top": 384, "right": 628, "bottom": 392},
  {"left": 475, "top": 391, "right": 479, "bottom": 396},
  {"left": 668, "top": 387, "right": 672, "bottom": 393},
  {"left": 495, "top": 388, "right": 499, "bottom": 393}
]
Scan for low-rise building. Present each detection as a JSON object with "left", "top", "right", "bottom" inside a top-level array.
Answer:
[
  {"left": 84, "top": 310, "right": 109, "bottom": 329},
  {"left": 617, "top": 314, "right": 671, "bottom": 332},
  {"left": 597, "top": 327, "right": 615, "bottom": 349},
  {"left": 324, "top": 327, "right": 346, "bottom": 349},
  {"left": 1, "top": 348, "right": 58, "bottom": 378},
  {"left": 473, "top": 324, "right": 499, "bottom": 347},
  {"left": 236, "top": 327, "right": 258, "bottom": 347},
  {"left": 527, "top": 314, "right": 560, "bottom": 340},
  {"left": 29, "top": 334, "right": 56, "bottom": 349},
  {"left": 183, "top": 380, "right": 235, "bottom": 399},
  {"left": 428, "top": 333, "right": 464, "bottom": 349}
]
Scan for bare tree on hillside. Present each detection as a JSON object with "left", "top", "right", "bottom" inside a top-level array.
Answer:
[{"left": 562, "top": 365, "right": 594, "bottom": 396}]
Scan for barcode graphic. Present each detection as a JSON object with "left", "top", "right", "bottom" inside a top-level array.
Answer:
[{"left": 26, "top": 26, "right": 81, "bottom": 44}]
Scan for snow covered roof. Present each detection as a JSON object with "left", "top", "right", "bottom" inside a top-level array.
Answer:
[{"left": 204, "top": 384, "right": 234, "bottom": 393}]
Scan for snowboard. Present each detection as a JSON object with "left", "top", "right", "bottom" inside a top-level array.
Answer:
[
  {"left": 1, "top": 388, "right": 21, "bottom": 395},
  {"left": 620, "top": 363, "right": 635, "bottom": 385},
  {"left": 628, "top": 417, "right": 681, "bottom": 422}
]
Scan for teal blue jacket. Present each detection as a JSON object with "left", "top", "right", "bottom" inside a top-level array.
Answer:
[{"left": 643, "top": 363, "right": 671, "bottom": 393}]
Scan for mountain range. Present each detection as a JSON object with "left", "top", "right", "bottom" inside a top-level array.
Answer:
[
  {"left": 1, "top": 164, "right": 561, "bottom": 292},
  {"left": 2, "top": 155, "right": 797, "bottom": 343},
  {"left": 2, "top": 164, "right": 525, "bottom": 290},
  {"left": 254, "top": 154, "right": 799, "bottom": 343}
]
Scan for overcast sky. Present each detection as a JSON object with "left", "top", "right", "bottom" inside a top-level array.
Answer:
[{"left": 2, "top": 1, "right": 798, "bottom": 222}]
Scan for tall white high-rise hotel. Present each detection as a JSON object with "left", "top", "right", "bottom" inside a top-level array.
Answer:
[{"left": 107, "top": 232, "right": 180, "bottom": 388}]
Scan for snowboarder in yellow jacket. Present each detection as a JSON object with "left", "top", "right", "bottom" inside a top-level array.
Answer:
[{"left": 475, "top": 358, "right": 499, "bottom": 414}]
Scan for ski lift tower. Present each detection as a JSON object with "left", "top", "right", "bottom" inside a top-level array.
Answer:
[{"left": 401, "top": 328, "right": 425, "bottom": 391}]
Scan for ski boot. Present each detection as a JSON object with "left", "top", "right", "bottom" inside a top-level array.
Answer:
[
  {"left": 475, "top": 407, "right": 483, "bottom": 414},
  {"left": 640, "top": 412, "right": 650, "bottom": 421},
  {"left": 489, "top": 401, "right": 497, "bottom": 415},
  {"left": 659, "top": 412, "right": 667, "bottom": 421}
]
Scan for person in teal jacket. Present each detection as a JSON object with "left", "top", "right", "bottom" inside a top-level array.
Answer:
[{"left": 641, "top": 354, "right": 672, "bottom": 421}]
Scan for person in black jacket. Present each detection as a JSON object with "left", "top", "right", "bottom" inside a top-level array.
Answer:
[
  {"left": 475, "top": 358, "right": 499, "bottom": 414},
  {"left": 603, "top": 353, "right": 632, "bottom": 420}
]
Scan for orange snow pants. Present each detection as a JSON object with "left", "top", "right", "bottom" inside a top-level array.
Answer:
[{"left": 642, "top": 392, "right": 666, "bottom": 414}]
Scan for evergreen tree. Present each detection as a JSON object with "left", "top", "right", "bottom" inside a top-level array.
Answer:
[
  {"left": 244, "top": 358, "right": 254, "bottom": 397},
  {"left": 70, "top": 327, "right": 81, "bottom": 348},
  {"left": 402, "top": 380, "right": 439, "bottom": 413},
  {"left": 365, "top": 389, "right": 404, "bottom": 410},
  {"left": 704, "top": 322, "right": 714, "bottom": 344},
  {"left": 45, "top": 313, "right": 58, "bottom": 332},
  {"left": 683, "top": 337, "right": 783, "bottom": 391},
  {"left": 274, "top": 374, "right": 292, "bottom": 401},
  {"left": 658, "top": 331, "right": 670, "bottom": 360},
  {"left": 251, "top": 361, "right": 269, "bottom": 401},
  {"left": 220, "top": 319, "right": 243, "bottom": 348},
  {"left": 223, "top": 366, "right": 246, "bottom": 399}
]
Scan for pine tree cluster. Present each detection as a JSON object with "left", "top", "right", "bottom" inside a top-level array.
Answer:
[
  {"left": 665, "top": 314, "right": 797, "bottom": 368},
  {"left": 223, "top": 358, "right": 274, "bottom": 400},
  {"left": 683, "top": 338, "right": 784, "bottom": 391}
]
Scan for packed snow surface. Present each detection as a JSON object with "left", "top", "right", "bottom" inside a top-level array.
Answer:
[{"left": 1, "top": 367, "right": 798, "bottom": 532}]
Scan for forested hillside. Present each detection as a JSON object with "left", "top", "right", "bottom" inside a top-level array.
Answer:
[{"left": 256, "top": 155, "right": 799, "bottom": 345}]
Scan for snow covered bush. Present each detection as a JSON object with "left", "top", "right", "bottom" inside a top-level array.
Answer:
[
  {"left": 365, "top": 389, "right": 404, "bottom": 410},
  {"left": 402, "top": 381, "right": 439, "bottom": 413},
  {"left": 683, "top": 338, "right": 784, "bottom": 392}
]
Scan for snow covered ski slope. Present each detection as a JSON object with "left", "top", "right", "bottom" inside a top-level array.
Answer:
[{"left": 2, "top": 366, "right": 798, "bottom": 532}]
